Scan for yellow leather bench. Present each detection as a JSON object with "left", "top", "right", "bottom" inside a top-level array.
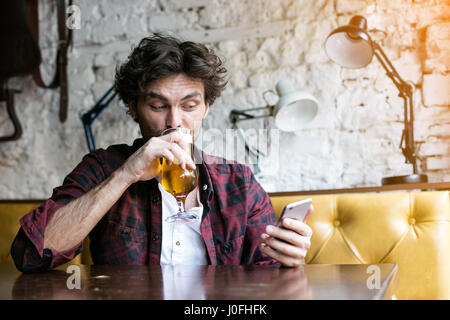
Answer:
[
  {"left": 0, "top": 200, "right": 92, "bottom": 268},
  {"left": 271, "top": 191, "right": 450, "bottom": 300},
  {"left": 1, "top": 190, "right": 449, "bottom": 299}
]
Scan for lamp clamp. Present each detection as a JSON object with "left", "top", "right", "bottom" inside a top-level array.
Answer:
[{"left": 229, "top": 105, "right": 274, "bottom": 126}]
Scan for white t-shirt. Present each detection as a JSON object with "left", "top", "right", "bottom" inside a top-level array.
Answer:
[{"left": 158, "top": 183, "right": 208, "bottom": 265}]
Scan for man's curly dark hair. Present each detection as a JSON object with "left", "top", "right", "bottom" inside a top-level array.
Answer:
[{"left": 114, "top": 33, "right": 228, "bottom": 108}]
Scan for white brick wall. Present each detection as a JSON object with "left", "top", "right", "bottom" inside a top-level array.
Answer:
[
  {"left": 0, "top": 0, "right": 449, "bottom": 198},
  {"left": 336, "top": 0, "right": 369, "bottom": 14},
  {"left": 423, "top": 74, "right": 450, "bottom": 106},
  {"left": 425, "top": 22, "right": 450, "bottom": 73},
  {"left": 427, "top": 157, "right": 450, "bottom": 171}
]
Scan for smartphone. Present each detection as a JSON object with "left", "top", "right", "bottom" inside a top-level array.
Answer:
[{"left": 277, "top": 198, "right": 312, "bottom": 227}]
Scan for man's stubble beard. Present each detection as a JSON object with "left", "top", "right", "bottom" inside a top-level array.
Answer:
[{"left": 137, "top": 121, "right": 161, "bottom": 142}]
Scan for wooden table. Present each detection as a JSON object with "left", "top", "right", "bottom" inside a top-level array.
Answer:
[{"left": 0, "top": 263, "right": 397, "bottom": 300}]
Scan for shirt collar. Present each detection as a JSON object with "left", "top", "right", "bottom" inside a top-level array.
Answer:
[
  {"left": 131, "top": 137, "right": 146, "bottom": 152},
  {"left": 194, "top": 146, "right": 213, "bottom": 203}
]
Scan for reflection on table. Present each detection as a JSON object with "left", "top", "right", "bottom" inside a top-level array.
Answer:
[{"left": 0, "top": 263, "right": 397, "bottom": 300}]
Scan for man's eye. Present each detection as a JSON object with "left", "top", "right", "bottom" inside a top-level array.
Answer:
[
  {"left": 184, "top": 105, "right": 198, "bottom": 110},
  {"left": 150, "top": 105, "right": 166, "bottom": 110}
]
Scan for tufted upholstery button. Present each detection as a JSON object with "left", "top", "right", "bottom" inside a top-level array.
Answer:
[
  {"left": 334, "top": 220, "right": 340, "bottom": 227},
  {"left": 409, "top": 218, "right": 416, "bottom": 225}
]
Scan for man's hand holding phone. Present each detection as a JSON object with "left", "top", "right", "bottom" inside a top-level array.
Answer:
[{"left": 259, "top": 199, "right": 314, "bottom": 268}]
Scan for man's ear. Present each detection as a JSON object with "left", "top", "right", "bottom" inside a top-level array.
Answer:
[
  {"left": 203, "top": 103, "right": 209, "bottom": 119},
  {"left": 128, "top": 99, "right": 137, "bottom": 119}
]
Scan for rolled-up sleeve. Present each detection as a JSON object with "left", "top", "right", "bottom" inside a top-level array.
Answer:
[{"left": 10, "top": 151, "right": 107, "bottom": 273}]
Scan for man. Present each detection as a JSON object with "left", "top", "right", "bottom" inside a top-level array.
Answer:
[{"left": 11, "top": 34, "right": 312, "bottom": 273}]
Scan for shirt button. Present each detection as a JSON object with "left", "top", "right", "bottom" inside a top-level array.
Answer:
[
  {"left": 223, "top": 242, "right": 232, "bottom": 253},
  {"left": 175, "top": 241, "right": 180, "bottom": 246},
  {"left": 202, "top": 184, "right": 208, "bottom": 191}
]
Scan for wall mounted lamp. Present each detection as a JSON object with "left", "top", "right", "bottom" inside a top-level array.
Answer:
[
  {"left": 229, "top": 79, "right": 319, "bottom": 132},
  {"left": 228, "top": 79, "right": 319, "bottom": 176}
]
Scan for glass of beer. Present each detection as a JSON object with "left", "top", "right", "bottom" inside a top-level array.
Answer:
[{"left": 160, "top": 127, "right": 199, "bottom": 223}]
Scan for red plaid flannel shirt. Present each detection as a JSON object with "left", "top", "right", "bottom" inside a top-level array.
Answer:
[{"left": 11, "top": 138, "right": 279, "bottom": 272}]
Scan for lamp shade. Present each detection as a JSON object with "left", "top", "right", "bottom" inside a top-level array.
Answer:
[
  {"left": 324, "top": 16, "right": 374, "bottom": 68},
  {"left": 273, "top": 79, "right": 319, "bottom": 132}
]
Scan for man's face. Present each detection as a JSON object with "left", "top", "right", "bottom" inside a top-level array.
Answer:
[{"left": 129, "top": 73, "right": 209, "bottom": 141}]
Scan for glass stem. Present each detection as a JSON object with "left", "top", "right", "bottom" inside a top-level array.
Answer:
[{"left": 177, "top": 199, "right": 185, "bottom": 214}]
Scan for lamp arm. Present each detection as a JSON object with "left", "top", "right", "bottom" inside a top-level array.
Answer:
[
  {"left": 229, "top": 106, "right": 273, "bottom": 175},
  {"left": 229, "top": 106, "right": 274, "bottom": 125},
  {"left": 372, "top": 41, "right": 418, "bottom": 173},
  {"left": 372, "top": 42, "right": 412, "bottom": 97},
  {"left": 80, "top": 85, "right": 117, "bottom": 152}
]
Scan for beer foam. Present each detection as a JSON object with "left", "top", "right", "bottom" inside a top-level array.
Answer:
[{"left": 178, "top": 130, "right": 192, "bottom": 144}]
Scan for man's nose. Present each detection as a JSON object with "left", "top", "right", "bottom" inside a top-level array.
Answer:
[{"left": 166, "top": 107, "right": 183, "bottom": 128}]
